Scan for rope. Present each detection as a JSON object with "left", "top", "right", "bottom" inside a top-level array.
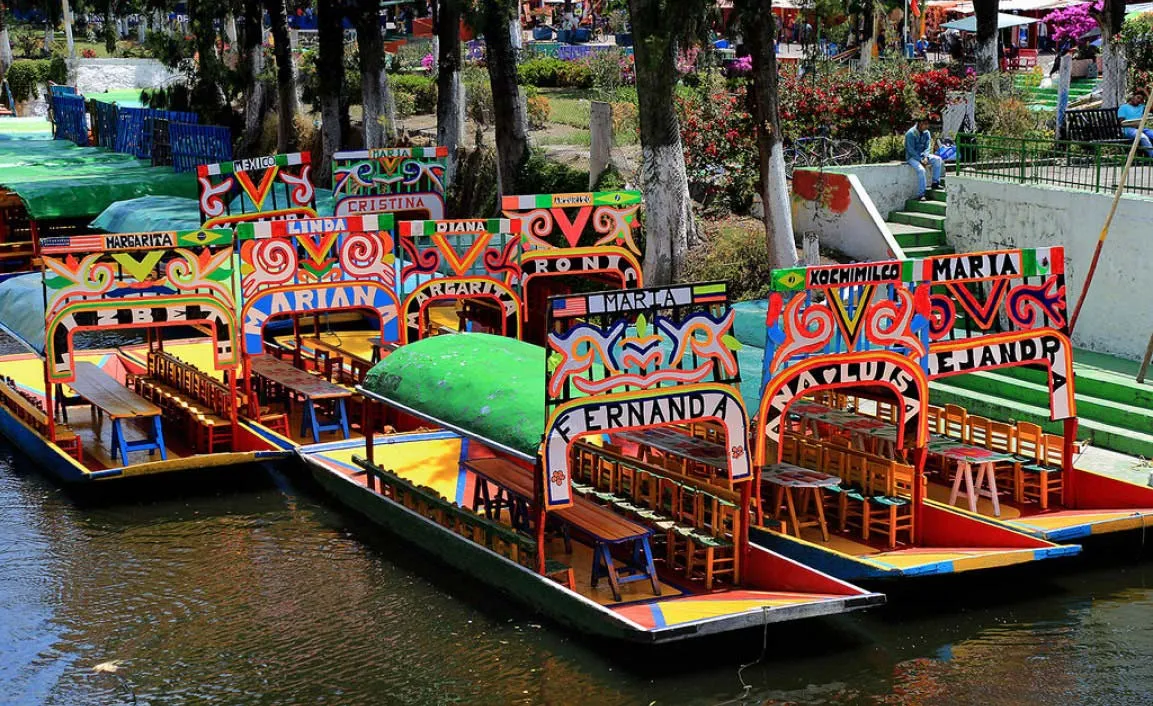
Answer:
[{"left": 714, "top": 606, "right": 771, "bottom": 706}]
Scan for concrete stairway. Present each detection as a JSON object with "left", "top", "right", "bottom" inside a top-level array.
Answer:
[
  {"left": 1012, "top": 75, "right": 1099, "bottom": 111},
  {"left": 887, "top": 188, "right": 953, "bottom": 258},
  {"left": 878, "top": 184, "right": 1153, "bottom": 458},
  {"left": 931, "top": 349, "right": 1153, "bottom": 458}
]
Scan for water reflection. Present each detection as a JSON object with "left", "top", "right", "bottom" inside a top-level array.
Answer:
[{"left": 1, "top": 449, "right": 1152, "bottom": 705}]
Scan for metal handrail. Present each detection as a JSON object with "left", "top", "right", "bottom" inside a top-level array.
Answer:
[{"left": 955, "top": 132, "right": 1153, "bottom": 197}]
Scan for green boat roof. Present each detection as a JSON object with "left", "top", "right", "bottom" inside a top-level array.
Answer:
[
  {"left": 90, "top": 195, "right": 206, "bottom": 232},
  {"left": 0, "top": 272, "right": 45, "bottom": 354},
  {"left": 362, "top": 334, "right": 546, "bottom": 457}
]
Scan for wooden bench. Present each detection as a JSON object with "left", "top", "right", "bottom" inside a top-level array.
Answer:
[
  {"left": 1066, "top": 109, "right": 1129, "bottom": 145},
  {"left": 0, "top": 377, "right": 81, "bottom": 462},
  {"left": 144, "top": 351, "right": 237, "bottom": 452}
]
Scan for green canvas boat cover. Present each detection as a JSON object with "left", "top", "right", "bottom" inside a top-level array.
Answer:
[
  {"left": 90, "top": 196, "right": 205, "bottom": 232},
  {"left": 363, "top": 333, "right": 546, "bottom": 457},
  {"left": 0, "top": 272, "right": 45, "bottom": 354},
  {"left": 0, "top": 118, "right": 54, "bottom": 140},
  {"left": 0, "top": 166, "right": 198, "bottom": 220},
  {"left": 732, "top": 299, "right": 768, "bottom": 348},
  {"left": 86, "top": 89, "right": 149, "bottom": 108}
]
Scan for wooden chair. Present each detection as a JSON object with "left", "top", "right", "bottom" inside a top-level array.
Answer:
[
  {"left": 821, "top": 444, "right": 850, "bottom": 523},
  {"left": 943, "top": 404, "right": 968, "bottom": 441},
  {"left": 781, "top": 434, "right": 800, "bottom": 465},
  {"left": 545, "top": 559, "right": 576, "bottom": 590},
  {"left": 967, "top": 415, "right": 991, "bottom": 449},
  {"left": 925, "top": 404, "right": 944, "bottom": 435},
  {"left": 1020, "top": 433, "right": 1065, "bottom": 509},
  {"left": 797, "top": 439, "right": 823, "bottom": 470},
  {"left": 838, "top": 450, "right": 869, "bottom": 533},
  {"left": 987, "top": 420, "right": 1018, "bottom": 499},
  {"left": 865, "top": 460, "right": 915, "bottom": 548},
  {"left": 874, "top": 400, "right": 898, "bottom": 424}
]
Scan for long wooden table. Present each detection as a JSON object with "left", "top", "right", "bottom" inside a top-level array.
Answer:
[
  {"left": 67, "top": 361, "right": 166, "bottom": 462},
  {"left": 461, "top": 456, "right": 659, "bottom": 601},
  {"left": 928, "top": 437, "right": 1015, "bottom": 517},
  {"left": 250, "top": 356, "right": 352, "bottom": 443},
  {"left": 615, "top": 427, "right": 729, "bottom": 475},
  {"left": 762, "top": 463, "right": 841, "bottom": 541}
]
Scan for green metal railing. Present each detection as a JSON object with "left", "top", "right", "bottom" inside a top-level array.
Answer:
[{"left": 955, "top": 133, "right": 1153, "bottom": 197}]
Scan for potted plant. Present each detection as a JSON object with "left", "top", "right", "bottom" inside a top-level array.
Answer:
[{"left": 607, "top": 10, "right": 631, "bottom": 46}]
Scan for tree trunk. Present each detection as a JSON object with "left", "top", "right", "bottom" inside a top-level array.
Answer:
[
  {"left": 478, "top": 0, "right": 529, "bottom": 195},
  {"left": 435, "top": 0, "right": 465, "bottom": 185},
  {"left": 1097, "top": 0, "right": 1127, "bottom": 108},
  {"left": 738, "top": 0, "right": 797, "bottom": 270},
  {"left": 627, "top": 0, "right": 695, "bottom": 285},
  {"left": 973, "top": 0, "right": 998, "bottom": 75},
  {"left": 189, "top": 0, "right": 226, "bottom": 121},
  {"left": 266, "top": 0, "right": 300, "bottom": 152},
  {"left": 858, "top": 2, "right": 875, "bottom": 69},
  {"left": 62, "top": 0, "right": 74, "bottom": 56},
  {"left": 240, "top": 0, "right": 268, "bottom": 155},
  {"left": 357, "top": 0, "right": 397, "bottom": 147},
  {"left": 103, "top": 0, "right": 116, "bottom": 54},
  {"left": 316, "top": 0, "right": 345, "bottom": 186},
  {"left": 0, "top": 3, "right": 11, "bottom": 74}
]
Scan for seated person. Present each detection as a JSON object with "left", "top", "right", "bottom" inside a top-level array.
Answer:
[
  {"left": 1118, "top": 90, "right": 1153, "bottom": 158},
  {"left": 905, "top": 117, "right": 944, "bottom": 200}
]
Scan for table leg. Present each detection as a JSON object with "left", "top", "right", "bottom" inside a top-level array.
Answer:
[
  {"left": 115, "top": 420, "right": 129, "bottom": 464},
  {"left": 962, "top": 463, "right": 977, "bottom": 512},
  {"left": 110, "top": 419, "right": 121, "bottom": 461},
  {"left": 978, "top": 462, "right": 1000, "bottom": 517},
  {"left": 639, "top": 537, "right": 660, "bottom": 596},
  {"left": 784, "top": 488, "right": 802, "bottom": 538},
  {"left": 602, "top": 545, "right": 622, "bottom": 601},
  {"left": 813, "top": 487, "right": 830, "bottom": 541},
  {"left": 949, "top": 459, "right": 965, "bottom": 505},
  {"left": 336, "top": 398, "right": 350, "bottom": 439},
  {"left": 307, "top": 400, "right": 322, "bottom": 444},
  {"left": 152, "top": 416, "right": 167, "bottom": 461}
]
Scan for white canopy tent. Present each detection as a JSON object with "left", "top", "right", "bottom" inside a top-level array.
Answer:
[{"left": 941, "top": 12, "right": 1040, "bottom": 31}]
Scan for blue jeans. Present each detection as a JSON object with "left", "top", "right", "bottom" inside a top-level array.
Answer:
[
  {"left": 908, "top": 155, "right": 944, "bottom": 195},
  {"left": 1122, "top": 127, "right": 1153, "bottom": 157}
]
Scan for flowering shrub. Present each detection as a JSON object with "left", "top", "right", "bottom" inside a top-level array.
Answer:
[
  {"left": 421, "top": 53, "right": 435, "bottom": 72},
  {"left": 677, "top": 91, "right": 759, "bottom": 211},
  {"left": 81, "top": 48, "right": 98, "bottom": 59},
  {"left": 678, "top": 65, "right": 974, "bottom": 211},
  {"left": 730, "top": 56, "right": 753, "bottom": 74},
  {"left": 1043, "top": 1, "right": 1102, "bottom": 45}
]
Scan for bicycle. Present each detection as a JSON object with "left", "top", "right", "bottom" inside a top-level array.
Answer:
[{"left": 784, "top": 127, "right": 866, "bottom": 177}]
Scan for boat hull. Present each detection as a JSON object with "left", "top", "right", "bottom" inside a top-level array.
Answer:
[
  {"left": 304, "top": 451, "right": 883, "bottom": 644},
  {"left": 0, "top": 401, "right": 291, "bottom": 483},
  {"left": 750, "top": 501, "right": 1080, "bottom": 582}
]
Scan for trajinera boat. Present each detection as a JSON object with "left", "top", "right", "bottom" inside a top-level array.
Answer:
[
  {"left": 298, "top": 283, "right": 885, "bottom": 644},
  {"left": 743, "top": 249, "right": 1153, "bottom": 580}
]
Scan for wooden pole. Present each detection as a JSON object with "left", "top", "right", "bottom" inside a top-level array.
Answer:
[
  {"left": 588, "top": 101, "right": 612, "bottom": 189},
  {"left": 1137, "top": 331, "right": 1153, "bottom": 384},
  {"left": 227, "top": 369, "right": 240, "bottom": 450},
  {"left": 1069, "top": 88, "right": 1153, "bottom": 334},
  {"left": 1062, "top": 417, "right": 1078, "bottom": 507}
]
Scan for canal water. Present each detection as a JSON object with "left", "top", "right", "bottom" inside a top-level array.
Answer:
[{"left": 3, "top": 454, "right": 1153, "bottom": 706}]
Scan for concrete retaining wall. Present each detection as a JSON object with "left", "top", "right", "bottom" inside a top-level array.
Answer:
[
  {"left": 946, "top": 176, "right": 1153, "bottom": 361},
  {"left": 70, "top": 58, "right": 181, "bottom": 95},
  {"left": 828, "top": 162, "right": 923, "bottom": 218},
  {"left": 790, "top": 167, "right": 904, "bottom": 262}
]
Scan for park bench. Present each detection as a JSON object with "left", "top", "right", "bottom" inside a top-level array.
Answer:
[
  {"left": 1065, "top": 108, "right": 1129, "bottom": 145},
  {"left": 1012, "top": 49, "right": 1038, "bottom": 71}
]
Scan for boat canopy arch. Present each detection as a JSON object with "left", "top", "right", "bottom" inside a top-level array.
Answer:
[
  {"left": 331, "top": 147, "right": 448, "bottom": 220},
  {"left": 235, "top": 215, "right": 400, "bottom": 356},
  {"left": 919, "top": 248, "right": 1076, "bottom": 421},
  {"left": 396, "top": 219, "right": 524, "bottom": 344},
  {"left": 40, "top": 229, "right": 239, "bottom": 384},
  {"left": 754, "top": 349, "right": 931, "bottom": 465},
  {"left": 197, "top": 152, "right": 317, "bottom": 229}
]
